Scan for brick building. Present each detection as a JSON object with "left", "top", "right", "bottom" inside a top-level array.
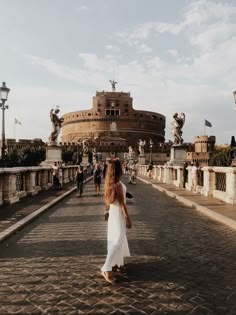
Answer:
[
  {"left": 186, "top": 135, "right": 215, "bottom": 166},
  {"left": 61, "top": 89, "right": 166, "bottom": 155}
]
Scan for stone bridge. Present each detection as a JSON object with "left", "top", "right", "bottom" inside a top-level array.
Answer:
[{"left": 0, "top": 176, "right": 235, "bottom": 314}]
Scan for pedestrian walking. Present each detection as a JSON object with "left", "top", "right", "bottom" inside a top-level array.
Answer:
[
  {"left": 58, "top": 161, "right": 63, "bottom": 188},
  {"left": 147, "top": 161, "right": 153, "bottom": 179},
  {"left": 52, "top": 162, "right": 60, "bottom": 189},
  {"left": 191, "top": 162, "right": 199, "bottom": 193},
  {"left": 94, "top": 163, "right": 102, "bottom": 196},
  {"left": 101, "top": 159, "right": 132, "bottom": 284},
  {"left": 75, "top": 164, "right": 84, "bottom": 197}
]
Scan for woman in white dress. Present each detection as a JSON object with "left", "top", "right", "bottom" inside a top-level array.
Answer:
[{"left": 101, "top": 159, "right": 132, "bottom": 283}]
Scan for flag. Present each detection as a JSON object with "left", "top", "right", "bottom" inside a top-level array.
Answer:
[
  {"left": 205, "top": 119, "right": 212, "bottom": 127},
  {"left": 15, "top": 118, "right": 22, "bottom": 126}
]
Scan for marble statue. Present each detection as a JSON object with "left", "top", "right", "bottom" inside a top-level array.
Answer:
[
  {"left": 49, "top": 108, "right": 64, "bottom": 144},
  {"left": 171, "top": 112, "right": 185, "bottom": 144},
  {"left": 138, "top": 139, "right": 146, "bottom": 156},
  {"left": 128, "top": 146, "right": 133, "bottom": 157},
  {"left": 82, "top": 139, "right": 89, "bottom": 155}
]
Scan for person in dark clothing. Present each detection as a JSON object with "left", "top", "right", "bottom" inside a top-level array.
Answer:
[
  {"left": 147, "top": 162, "right": 153, "bottom": 179},
  {"left": 183, "top": 161, "right": 189, "bottom": 188},
  {"left": 103, "top": 162, "right": 107, "bottom": 179},
  {"left": 75, "top": 165, "right": 84, "bottom": 197},
  {"left": 94, "top": 163, "right": 102, "bottom": 196}
]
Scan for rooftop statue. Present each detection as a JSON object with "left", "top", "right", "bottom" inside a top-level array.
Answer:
[
  {"left": 171, "top": 112, "right": 185, "bottom": 145},
  {"left": 109, "top": 80, "right": 117, "bottom": 92},
  {"left": 49, "top": 108, "right": 64, "bottom": 145}
]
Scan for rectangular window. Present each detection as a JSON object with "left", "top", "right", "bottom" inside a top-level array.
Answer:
[{"left": 106, "top": 109, "right": 120, "bottom": 116}]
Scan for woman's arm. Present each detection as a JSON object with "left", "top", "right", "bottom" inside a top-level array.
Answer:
[{"left": 116, "top": 183, "right": 132, "bottom": 229}]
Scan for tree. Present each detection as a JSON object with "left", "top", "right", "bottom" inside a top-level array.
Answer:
[
  {"left": 209, "top": 147, "right": 236, "bottom": 166},
  {"left": 62, "top": 149, "right": 74, "bottom": 164},
  {"left": 230, "top": 136, "right": 236, "bottom": 147},
  {"left": 20, "top": 146, "right": 46, "bottom": 166}
]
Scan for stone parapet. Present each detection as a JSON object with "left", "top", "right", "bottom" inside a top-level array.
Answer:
[
  {"left": 0, "top": 165, "right": 78, "bottom": 206},
  {"left": 138, "top": 164, "right": 236, "bottom": 205}
]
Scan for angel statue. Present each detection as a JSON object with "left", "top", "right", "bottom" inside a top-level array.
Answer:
[
  {"left": 49, "top": 107, "right": 64, "bottom": 145},
  {"left": 109, "top": 80, "right": 117, "bottom": 92},
  {"left": 138, "top": 139, "right": 146, "bottom": 156},
  {"left": 82, "top": 139, "right": 89, "bottom": 155},
  {"left": 128, "top": 146, "right": 133, "bottom": 157},
  {"left": 171, "top": 112, "right": 185, "bottom": 145}
]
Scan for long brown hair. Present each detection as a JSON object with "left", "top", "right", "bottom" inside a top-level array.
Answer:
[{"left": 104, "top": 159, "right": 123, "bottom": 204}]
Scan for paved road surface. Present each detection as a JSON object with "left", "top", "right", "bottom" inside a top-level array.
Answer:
[{"left": 0, "top": 177, "right": 235, "bottom": 315}]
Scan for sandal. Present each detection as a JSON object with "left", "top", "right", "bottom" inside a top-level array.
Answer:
[
  {"left": 101, "top": 271, "right": 114, "bottom": 284},
  {"left": 113, "top": 265, "right": 126, "bottom": 273}
]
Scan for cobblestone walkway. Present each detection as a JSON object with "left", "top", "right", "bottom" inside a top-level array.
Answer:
[{"left": 0, "top": 178, "right": 236, "bottom": 314}]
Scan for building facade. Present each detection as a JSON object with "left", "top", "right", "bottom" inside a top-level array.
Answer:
[
  {"left": 186, "top": 135, "right": 215, "bottom": 166},
  {"left": 61, "top": 90, "right": 166, "bottom": 154}
]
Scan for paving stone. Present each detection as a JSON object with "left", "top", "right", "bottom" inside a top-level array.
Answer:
[{"left": 0, "top": 179, "right": 235, "bottom": 314}]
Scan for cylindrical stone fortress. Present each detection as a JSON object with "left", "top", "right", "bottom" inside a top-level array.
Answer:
[{"left": 61, "top": 90, "right": 166, "bottom": 150}]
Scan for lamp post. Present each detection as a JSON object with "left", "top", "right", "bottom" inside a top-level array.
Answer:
[
  {"left": 232, "top": 90, "right": 236, "bottom": 166},
  {"left": 149, "top": 138, "right": 153, "bottom": 163},
  {"left": 0, "top": 82, "right": 10, "bottom": 165}
]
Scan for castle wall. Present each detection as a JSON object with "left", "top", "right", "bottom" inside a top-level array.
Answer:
[{"left": 61, "top": 91, "right": 166, "bottom": 149}]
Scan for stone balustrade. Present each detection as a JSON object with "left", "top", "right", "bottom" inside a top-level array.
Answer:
[
  {"left": 0, "top": 165, "right": 79, "bottom": 206},
  {"left": 138, "top": 165, "right": 236, "bottom": 205}
]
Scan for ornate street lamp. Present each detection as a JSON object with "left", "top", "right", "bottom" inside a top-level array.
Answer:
[
  {"left": 149, "top": 138, "right": 153, "bottom": 163},
  {"left": 0, "top": 82, "right": 10, "bottom": 164}
]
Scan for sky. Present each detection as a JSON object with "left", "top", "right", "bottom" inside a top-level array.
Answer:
[{"left": 0, "top": 0, "right": 236, "bottom": 145}]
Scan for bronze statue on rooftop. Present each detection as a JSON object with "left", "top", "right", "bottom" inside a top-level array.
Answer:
[{"left": 109, "top": 80, "right": 117, "bottom": 92}]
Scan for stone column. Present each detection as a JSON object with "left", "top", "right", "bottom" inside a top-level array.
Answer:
[
  {"left": 202, "top": 167, "right": 215, "bottom": 196},
  {"left": 2, "top": 173, "right": 20, "bottom": 204},
  {"left": 63, "top": 167, "right": 69, "bottom": 184},
  {"left": 40, "top": 169, "right": 51, "bottom": 190},
  {"left": 225, "top": 168, "right": 236, "bottom": 204},
  {"left": 25, "top": 171, "right": 38, "bottom": 195}
]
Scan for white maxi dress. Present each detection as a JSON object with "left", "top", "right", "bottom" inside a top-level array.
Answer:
[{"left": 101, "top": 181, "right": 130, "bottom": 272}]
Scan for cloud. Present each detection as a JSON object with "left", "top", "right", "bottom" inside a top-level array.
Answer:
[
  {"left": 116, "top": 0, "right": 236, "bottom": 53},
  {"left": 138, "top": 44, "right": 152, "bottom": 54},
  {"left": 105, "top": 44, "right": 120, "bottom": 53},
  {"left": 78, "top": 5, "right": 88, "bottom": 11},
  {"left": 6, "top": 85, "right": 92, "bottom": 142},
  {"left": 167, "top": 49, "right": 179, "bottom": 57},
  {"left": 21, "top": 1, "right": 236, "bottom": 144},
  {"left": 24, "top": 54, "right": 110, "bottom": 88}
]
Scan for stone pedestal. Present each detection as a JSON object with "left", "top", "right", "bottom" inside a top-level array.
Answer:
[
  {"left": 168, "top": 145, "right": 187, "bottom": 166},
  {"left": 41, "top": 145, "right": 62, "bottom": 165},
  {"left": 138, "top": 156, "right": 146, "bottom": 165},
  {"left": 82, "top": 155, "right": 89, "bottom": 165},
  {"left": 231, "top": 158, "right": 236, "bottom": 167}
]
